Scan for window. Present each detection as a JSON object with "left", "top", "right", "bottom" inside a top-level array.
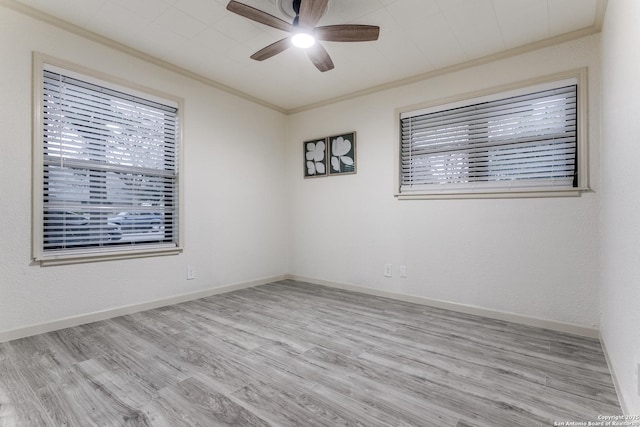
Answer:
[
  {"left": 397, "top": 71, "right": 588, "bottom": 198},
  {"left": 33, "top": 55, "right": 182, "bottom": 264}
]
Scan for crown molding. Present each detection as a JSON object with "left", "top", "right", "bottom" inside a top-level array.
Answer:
[
  {"left": 0, "top": 0, "right": 287, "bottom": 114},
  {"left": 287, "top": 0, "right": 607, "bottom": 114},
  {"left": 2, "top": 0, "right": 607, "bottom": 115},
  {"left": 288, "top": 26, "right": 603, "bottom": 114},
  {"left": 594, "top": 0, "right": 609, "bottom": 31}
]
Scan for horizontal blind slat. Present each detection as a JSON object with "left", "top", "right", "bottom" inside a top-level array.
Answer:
[
  {"left": 42, "top": 68, "right": 179, "bottom": 252},
  {"left": 400, "top": 83, "right": 578, "bottom": 192},
  {"left": 402, "top": 137, "right": 576, "bottom": 158}
]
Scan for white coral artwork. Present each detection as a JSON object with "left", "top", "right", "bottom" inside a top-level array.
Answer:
[
  {"left": 330, "top": 135, "right": 355, "bottom": 173},
  {"left": 305, "top": 140, "right": 326, "bottom": 176}
]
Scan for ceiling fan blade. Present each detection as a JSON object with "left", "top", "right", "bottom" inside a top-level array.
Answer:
[
  {"left": 306, "top": 43, "right": 334, "bottom": 72},
  {"left": 299, "top": 0, "right": 329, "bottom": 28},
  {"left": 315, "top": 25, "right": 380, "bottom": 42},
  {"left": 250, "top": 38, "right": 291, "bottom": 61},
  {"left": 227, "top": 1, "right": 292, "bottom": 32}
]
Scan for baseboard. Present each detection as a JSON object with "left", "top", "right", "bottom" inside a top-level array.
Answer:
[
  {"left": 600, "top": 334, "right": 632, "bottom": 415},
  {"left": 0, "top": 273, "right": 599, "bottom": 343},
  {"left": 0, "top": 274, "right": 287, "bottom": 343},
  {"left": 287, "top": 275, "right": 600, "bottom": 339}
]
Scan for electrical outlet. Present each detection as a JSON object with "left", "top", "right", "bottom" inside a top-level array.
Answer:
[
  {"left": 399, "top": 266, "right": 407, "bottom": 278},
  {"left": 187, "top": 265, "right": 196, "bottom": 280},
  {"left": 384, "top": 264, "right": 392, "bottom": 277}
]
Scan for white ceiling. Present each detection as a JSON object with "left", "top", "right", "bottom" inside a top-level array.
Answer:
[{"left": 11, "top": 0, "right": 604, "bottom": 112}]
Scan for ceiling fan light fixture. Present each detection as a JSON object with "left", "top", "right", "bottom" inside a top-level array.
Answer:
[
  {"left": 226, "top": 0, "right": 379, "bottom": 71},
  {"left": 291, "top": 32, "right": 315, "bottom": 48}
]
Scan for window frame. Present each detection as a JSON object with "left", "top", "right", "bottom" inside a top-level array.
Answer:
[
  {"left": 394, "top": 68, "right": 590, "bottom": 200},
  {"left": 32, "top": 53, "right": 184, "bottom": 265}
]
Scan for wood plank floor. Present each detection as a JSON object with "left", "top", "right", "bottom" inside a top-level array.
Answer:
[{"left": 0, "top": 280, "right": 621, "bottom": 426}]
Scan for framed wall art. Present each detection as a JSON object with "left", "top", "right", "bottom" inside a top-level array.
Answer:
[
  {"left": 303, "top": 138, "right": 328, "bottom": 178},
  {"left": 328, "top": 132, "right": 356, "bottom": 175}
]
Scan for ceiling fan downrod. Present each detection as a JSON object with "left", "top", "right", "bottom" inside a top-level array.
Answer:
[{"left": 292, "top": 0, "right": 301, "bottom": 27}]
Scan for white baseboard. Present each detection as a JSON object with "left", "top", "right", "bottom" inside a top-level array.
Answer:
[
  {"left": 0, "top": 273, "right": 599, "bottom": 343},
  {"left": 600, "top": 334, "right": 632, "bottom": 415},
  {"left": 0, "top": 275, "right": 287, "bottom": 343},
  {"left": 287, "top": 275, "right": 600, "bottom": 339}
]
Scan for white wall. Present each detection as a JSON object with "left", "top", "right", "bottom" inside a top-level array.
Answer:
[
  {"left": 0, "top": 8, "right": 289, "bottom": 336},
  {"left": 1, "top": 4, "right": 636, "bottom": 414},
  {"left": 287, "top": 35, "right": 602, "bottom": 329},
  {"left": 599, "top": 0, "right": 640, "bottom": 415}
]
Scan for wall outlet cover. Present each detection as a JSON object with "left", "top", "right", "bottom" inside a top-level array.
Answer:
[
  {"left": 384, "top": 264, "right": 392, "bottom": 277},
  {"left": 187, "top": 265, "right": 196, "bottom": 280}
]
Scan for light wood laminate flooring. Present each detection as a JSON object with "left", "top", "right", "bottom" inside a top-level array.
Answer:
[{"left": 0, "top": 280, "right": 621, "bottom": 426}]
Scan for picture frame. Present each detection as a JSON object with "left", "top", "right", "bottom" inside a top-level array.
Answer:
[
  {"left": 303, "top": 138, "right": 328, "bottom": 178},
  {"left": 328, "top": 132, "right": 357, "bottom": 175}
]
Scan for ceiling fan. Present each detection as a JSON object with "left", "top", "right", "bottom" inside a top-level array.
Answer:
[{"left": 226, "top": 0, "right": 380, "bottom": 72}]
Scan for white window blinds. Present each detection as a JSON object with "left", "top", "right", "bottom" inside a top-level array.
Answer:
[
  {"left": 399, "top": 82, "right": 578, "bottom": 194},
  {"left": 41, "top": 67, "right": 179, "bottom": 254}
]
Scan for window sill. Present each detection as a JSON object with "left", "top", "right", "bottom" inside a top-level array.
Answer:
[
  {"left": 35, "top": 245, "right": 183, "bottom": 266},
  {"left": 395, "top": 187, "right": 590, "bottom": 200}
]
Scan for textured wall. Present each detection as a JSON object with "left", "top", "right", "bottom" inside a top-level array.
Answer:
[
  {"left": 0, "top": 8, "right": 289, "bottom": 334},
  {"left": 599, "top": 0, "right": 640, "bottom": 415},
  {"left": 0, "top": 2, "right": 613, "bottom": 352},
  {"left": 287, "top": 34, "right": 602, "bottom": 329}
]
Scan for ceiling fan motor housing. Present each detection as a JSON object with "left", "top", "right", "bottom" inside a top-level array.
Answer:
[{"left": 228, "top": 0, "right": 378, "bottom": 72}]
